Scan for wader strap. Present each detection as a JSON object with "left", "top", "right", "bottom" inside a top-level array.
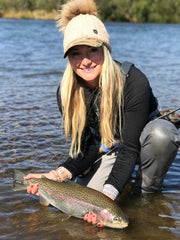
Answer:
[
  {"left": 148, "top": 109, "right": 161, "bottom": 121},
  {"left": 120, "top": 61, "right": 134, "bottom": 77}
]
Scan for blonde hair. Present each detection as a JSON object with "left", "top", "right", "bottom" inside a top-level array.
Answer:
[{"left": 60, "top": 45, "right": 124, "bottom": 157}]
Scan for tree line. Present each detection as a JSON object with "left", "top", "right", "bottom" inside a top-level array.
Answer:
[{"left": 0, "top": 0, "right": 180, "bottom": 23}]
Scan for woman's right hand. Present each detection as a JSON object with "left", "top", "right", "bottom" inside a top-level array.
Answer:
[
  {"left": 24, "top": 172, "right": 56, "bottom": 196},
  {"left": 24, "top": 167, "right": 72, "bottom": 195}
]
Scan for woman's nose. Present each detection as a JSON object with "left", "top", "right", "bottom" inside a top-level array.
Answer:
[{"left": 81, "top": 56, "right": 92, "bottom": 66}]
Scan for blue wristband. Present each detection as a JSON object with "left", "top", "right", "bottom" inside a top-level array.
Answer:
[
  {"left": 102, "top": 144, "right": 110, "bottom": 152},
  {"left": 102, "top": 142, "right": 118, "bottom": 152}
]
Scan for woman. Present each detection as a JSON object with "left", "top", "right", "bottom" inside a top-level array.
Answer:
[{"left": 25, "top": 0, "right": 180, "bottom": 226}]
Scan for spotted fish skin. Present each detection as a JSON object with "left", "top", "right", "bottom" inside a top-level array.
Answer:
[{"left": 14, "top": 170, "right": 128, "bottom": 229}]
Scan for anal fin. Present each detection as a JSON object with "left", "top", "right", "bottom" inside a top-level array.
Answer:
[{"left": 61, "top": 214, "right": 72, "bottom": 222}]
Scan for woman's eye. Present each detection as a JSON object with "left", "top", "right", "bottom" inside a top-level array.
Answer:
[
  {"left": 91, "top": 48, "right": 98, "bottom": 52},
  {"left": 71, "top": 51, "right": 80, "bottom": 56}
]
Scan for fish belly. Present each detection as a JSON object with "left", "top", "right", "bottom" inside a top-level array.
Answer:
[{"left": 39, "top": 188, "right": 100, "bottom": 219}]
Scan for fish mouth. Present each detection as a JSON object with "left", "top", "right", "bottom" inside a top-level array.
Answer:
[
  {"left": 113, "top": 222, "right": 128, "bottom": 229},
  {"left": 120, "top": 221, "right": 129, "bottom": 228},
  {"left": 104, "top": 220, "right": 128, "bottom": 229}
]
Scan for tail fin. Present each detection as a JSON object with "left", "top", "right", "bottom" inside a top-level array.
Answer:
[{"left": 13, "top": 169, "right": 26, "bottom": 191}]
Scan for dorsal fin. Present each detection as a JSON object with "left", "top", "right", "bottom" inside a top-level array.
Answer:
[
  {"left": 62, "top": 179, "right": 78, "bottom": 185},
  {"left": 41, "top": 175, "right": 48, "bottom": 179}
]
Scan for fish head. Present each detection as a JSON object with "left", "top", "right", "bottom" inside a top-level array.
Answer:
[{"left": 98, "top": 208, "right": 129, "bottom": 229}]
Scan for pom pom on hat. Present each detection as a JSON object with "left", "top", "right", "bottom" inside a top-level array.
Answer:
[
  {"left": 57, "top": 0, "right": 98, "bottom": 32},
  {"left": 57, "top": 0, "right": 111, "bottom": 58}
]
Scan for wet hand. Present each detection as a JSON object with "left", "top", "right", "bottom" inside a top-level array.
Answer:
[
  {"left": 84, "top": 211, "right": 102, "bottom": 227},
  {"left": 83, "top": 193, "right": 115, "bottom": 227},
  {"left": 27, "top": 183, "right": 40, "bottom": 196},
  {"left": 24, "top": 172, "right": 57, "bottom": 196},
  {"left": 24, "top": 167, "right": 72, "bottom": 196}
]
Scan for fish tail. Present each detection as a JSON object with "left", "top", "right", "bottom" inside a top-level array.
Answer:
[{"left": 13, "top": 169, "right": 27, "bottom": 191}]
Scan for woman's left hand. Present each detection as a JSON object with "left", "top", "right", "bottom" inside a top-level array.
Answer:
[
  {"left": 83, "top": 193, "right": 115, "bottom": 227},
  {"left": 103, "top": 193, "right": 115, "bottom": 200}
]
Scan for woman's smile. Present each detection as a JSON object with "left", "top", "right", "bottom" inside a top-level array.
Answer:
[{"left": 81, "top": 66, "right": 96, "bottom": 71}]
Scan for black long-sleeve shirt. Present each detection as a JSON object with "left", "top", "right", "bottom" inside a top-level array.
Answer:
[{"left": 57, "top": 63, "right": 158, "bottom": 193}]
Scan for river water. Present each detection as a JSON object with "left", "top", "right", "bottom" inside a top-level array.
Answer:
[{"left": 0, "top": 19, "right": 180, "bottom": 240}]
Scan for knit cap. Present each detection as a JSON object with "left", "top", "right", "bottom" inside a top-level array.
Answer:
[{"left": 57, "top": 0, "right": 111, "bottom": 58}]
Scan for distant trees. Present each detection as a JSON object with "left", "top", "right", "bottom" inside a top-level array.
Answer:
[
  {"left": 96, "top": 0, "right": 180, "bottom": 23},
  {"left": 0, "top": 0, "right": 63, "bottom": 11},
  {"left": 0, "top": 0, "right": 180, "bottom": 23}
]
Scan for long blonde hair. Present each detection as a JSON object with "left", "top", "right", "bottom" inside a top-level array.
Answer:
[{"left": 60, "top": 45, "right": 124, "bottom": 157}]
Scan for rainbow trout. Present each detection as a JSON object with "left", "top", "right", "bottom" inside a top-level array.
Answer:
[{"left": 14, "top": 170, "right": 128, "bottom": 229}]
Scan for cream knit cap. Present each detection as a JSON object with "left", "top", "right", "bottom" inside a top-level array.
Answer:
[{"left": 57, "top": 0, "right": 111, "bottom": 57}]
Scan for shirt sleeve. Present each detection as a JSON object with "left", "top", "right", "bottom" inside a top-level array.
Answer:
[
  {"left": 60, "top": 127, "right": 100, "bottom": 178},
  {"left": 105, "top": 65, "right": 155, "bottom": 193}
]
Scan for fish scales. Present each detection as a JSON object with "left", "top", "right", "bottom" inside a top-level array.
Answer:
[
  {"left": 38, "top": 180, "right": 108, "bottom": 218},
  {"left": 27, "top": 177, "right": 115, "bottom": 210},
  {"left": 14, "top": 170, "right": 129, "bottom": 229}
]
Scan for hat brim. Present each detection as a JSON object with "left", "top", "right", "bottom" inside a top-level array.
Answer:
[{"left": 64, "top": 38, "right": 103, "bottom": 58}]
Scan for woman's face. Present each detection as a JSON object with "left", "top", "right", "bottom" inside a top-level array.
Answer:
[{"left": 68, "top": 45, "right": 104, "bottom": 87}]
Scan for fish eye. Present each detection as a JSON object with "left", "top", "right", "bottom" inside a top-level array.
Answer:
[{"left": 114, "top": 217, "right": 122, "bottom": 222}]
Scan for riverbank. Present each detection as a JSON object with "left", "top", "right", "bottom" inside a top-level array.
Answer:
[
  {"left": 1, "top": 9, "right": 180, "bottom": 23},
  {"left": 0, "top": 10, "right": 58, "bottom": 20}
]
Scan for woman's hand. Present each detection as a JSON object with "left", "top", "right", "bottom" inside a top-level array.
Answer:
[
  {"left": 83, "top": 193, "right": 115, "bottom": 227},
  {"left": 84, "top": 211, "right": 98, "bottom": 225},
  {"left": 24, "top": 172, "right": 55, "bottom": 196},
  {"left": 24, "top": 167, "right": 72, "bottom": 195}
]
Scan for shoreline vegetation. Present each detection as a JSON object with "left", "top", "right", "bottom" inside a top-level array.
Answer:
[
  {"left": 0, "top": 10, "right": 58, "bottom": 20},
  {"left": 0, "top": 0, "right": 180, "bottom": 23}
]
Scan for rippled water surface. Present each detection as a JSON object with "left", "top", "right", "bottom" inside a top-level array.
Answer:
[{"left": 0, "top": 19, "right": 180, "bottom": 240}]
